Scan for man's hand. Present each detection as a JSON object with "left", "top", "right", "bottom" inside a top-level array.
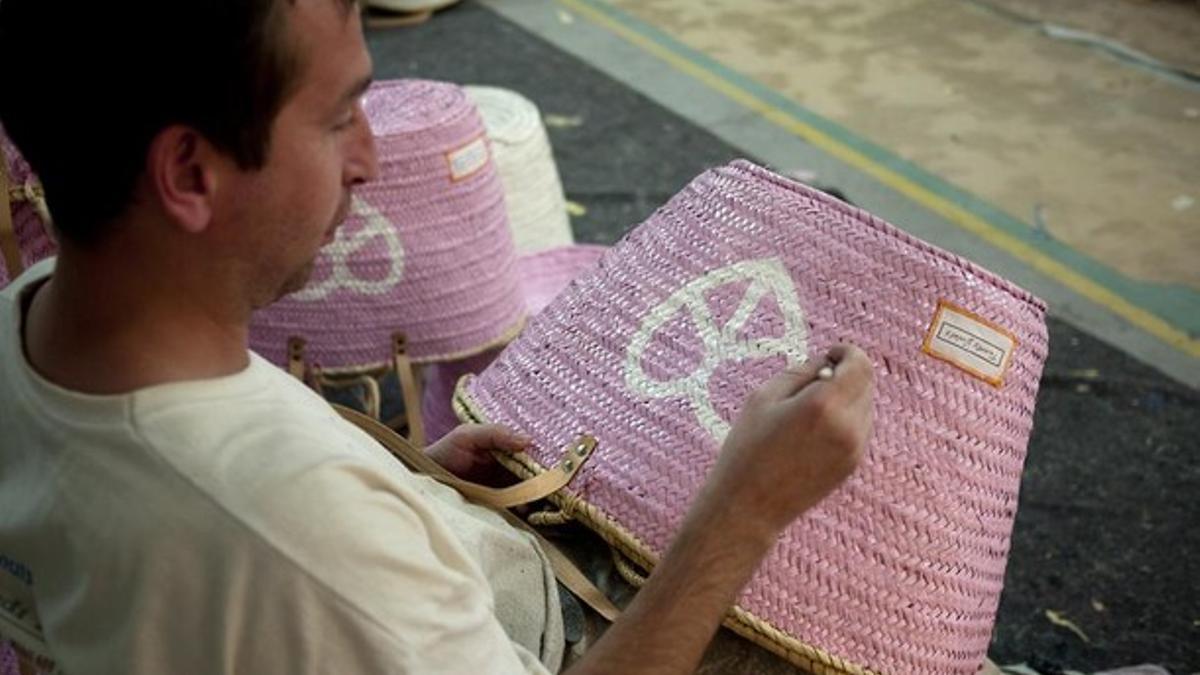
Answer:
[
  {"left": 705, "top": 343, "right": 875, "bottom": 547},
  {"left": 567, "top": 344, "right": 874, "bottom": 675},
  {"left": 425, "top": 424, "right": 532, "bottom": 485}
]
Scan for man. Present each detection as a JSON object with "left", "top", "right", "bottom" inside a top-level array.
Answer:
[{"left": 0, "top": 1, "right": 874, "bottom": 673}]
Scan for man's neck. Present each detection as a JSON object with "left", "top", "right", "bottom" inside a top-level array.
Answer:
[{"left": 22, "top": 249, "right": 251, "bottom": 395}]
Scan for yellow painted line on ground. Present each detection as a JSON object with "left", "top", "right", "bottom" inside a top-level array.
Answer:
[{"left": 560, "top": 0, "right": 1200, "bottom": 358}]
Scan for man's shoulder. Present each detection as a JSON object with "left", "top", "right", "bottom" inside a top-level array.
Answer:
[
  {"left": 0, "top": 258, "right": 53, "bottom": 363},
  {"left": 122, "top": 374, "right": 447, "bottom": 582},
  {"left": 128, "top": 363, "right": 406, "bottom": 505}
]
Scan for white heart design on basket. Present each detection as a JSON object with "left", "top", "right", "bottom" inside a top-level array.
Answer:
[
  {"left": 291, "top": 195, "right": 405, "bottom": 302},
  {"left": 624, "top": 258, "right": 809, "bottom": 441}
]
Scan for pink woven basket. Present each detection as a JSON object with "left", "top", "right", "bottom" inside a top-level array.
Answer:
[
  {"left": 0, "top": 556, "right": 56, "bottom": 675},
  {"left": 0, "top": 130, "right": 56, "bottom": 289},
  {"left": 422, "top": 347, "right": 502, "bottom": 443},
  {"left": 0, "top": 640, "right": 51, "bottom": 675},
  {"left": 455, "top": 160, "right": 1049, "bottom": 674},
  {"left": 0, "top": 641, "right": 17, "bottom": 675},
  {"left": 517, "top": 244, "right": 608, "bottom": 316},
  {"left": 249, "top": 79, "right": 525, "bottom": 372},
  {"left": 422, "top": 244, "right": 609, "bottom": 442}
]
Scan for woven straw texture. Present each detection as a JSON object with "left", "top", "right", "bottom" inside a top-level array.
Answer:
[
  {"left": 0, "top": 131, "right": 56, "bottom": 289},
  {"left": 517, "top": 244, "right": 608, "bottom": 316},
  {"left": 423, "top": 347, "right": 502, "bottom": 443},
  {"left": 455, "top": 160, "right": 1049, "bottom": 675},
  {"left": 464, "top": 86, "right": 574, "bottom": 255},
  {"left": 0, "top": 641, "right": 16, "bottom": 675},
  {"left": 0, "top": 639, "right": 50, "bottom": 675},
  {"left": 249, "top": 79, "right": 525, "bottom": 371},
  {"left": 422, "top": 244, "right": 609, "bottom": 441}
]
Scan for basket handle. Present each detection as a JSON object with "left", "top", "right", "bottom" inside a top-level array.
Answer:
[
  {"left": 391, "top": 334, "right": 426, "bottom": 447},
  {"left": 284, "top": 335, "right": 431, "bottom": 449},
  {"left": 334, "top": 402, "right": 619, "bottom": 620},
  {"left": 335, "top": 403, "right": 596, "bottom": 509}
]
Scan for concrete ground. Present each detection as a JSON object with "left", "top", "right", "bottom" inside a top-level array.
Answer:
[
  {"left": 980, "top": 0, "right": 1200, "bottom": 78},
  {"left": 365, "top": 1, "right": 1199, "bottom": 672},
  {"left": 604, "top": 0, "right": 1200, "bottom": 294},
  {"left": 485, "top": 0, "right": 1200, "bottom": 390}
]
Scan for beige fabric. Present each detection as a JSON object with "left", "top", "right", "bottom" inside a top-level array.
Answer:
[
  {"left": 337, "top": 406, "right": 619, "bottom": 624},
  {"left": 337, "top": 406, "right": 598, "bottom": 509},
  {"left": 0, "top": 259, "right": 563, "bottom": 674}
]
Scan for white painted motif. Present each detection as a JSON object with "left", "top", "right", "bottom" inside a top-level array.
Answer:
[
  {"left": 624, "top": 258, "right": 808, "bottom": 441},
  {"left": 291, "top": 196, "right": 405, "bottom": 302}
]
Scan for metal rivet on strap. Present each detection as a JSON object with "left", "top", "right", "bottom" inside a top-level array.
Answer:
[
  {"left": 563, "top": 459, "right": 575, "bottom": 472},
  {"left": 574, "top": 442, "right": 589, "bottom": 457}
]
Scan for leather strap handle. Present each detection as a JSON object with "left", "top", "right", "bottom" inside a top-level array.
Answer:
[
  {"left": 335, "top": 404, "right": 597, "bottom": 509},
  {"left": 538, "top": 532, "right": 620, "bottom": 622},
  {"left": 392, "top": 333, "right": 426, "bottom": 447},
  {"left": 334, "top": 403, "right": 621, "bottom": 621},
  {"left": 286, "top": 337, "right": 308, "bottom": 382}
]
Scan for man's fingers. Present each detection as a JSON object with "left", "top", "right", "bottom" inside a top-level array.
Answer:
[
  {"left": 822, "top": 345, "right": 874, "bottom": 399},
  {"left": 453, "top": 424, "right": 532, "bottom": 454},
  {"left": 752, "top": 359, "right": 823, "bottom": 403},
  {"left": 753, "top": 345, "right": 874, "bottom": 410}
]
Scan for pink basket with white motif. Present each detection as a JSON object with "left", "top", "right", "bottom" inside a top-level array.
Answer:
[
  {"left": 249, "top": 79, "right": 524, "bottom": 373},
  {"left": 454, "top": 160, "right": 1049, "bottom": 674},
  {"left": 0, "top": 129, "right": 56, "bottom": 288}
]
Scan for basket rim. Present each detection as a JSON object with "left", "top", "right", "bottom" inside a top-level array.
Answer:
[
  {"left": 726, "top": 159, "right": 1046, "bottom": 313},
  {"left": 453, "top": 380, "right": 883, "bottom": 675}
]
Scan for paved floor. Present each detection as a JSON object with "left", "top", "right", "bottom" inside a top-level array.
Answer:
[
  {"left": 365, "top": 2, "right": 1199, "bottom": 672},
  {"left": 981, "top": 0, "right": 1200, "bottom": 78},
  {"left": 605, "top": 0, "right": 1200, "bottom": 293}
]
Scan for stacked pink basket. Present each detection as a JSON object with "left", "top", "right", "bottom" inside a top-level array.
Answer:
[
  {"left": 414, "top": 84, "right": 608, "bottom": 442},
  {"left": 422, "top": 244, "right": 609, "bottom": 442},
  {"left": 456, "top": 160, "right": 1049, "bottom": 674},
  {"left": 249, "top": 79, "right": 525, "bottom": 372},
  {"left": 0, "top": 129, "right": 56, "bottom": 288}
]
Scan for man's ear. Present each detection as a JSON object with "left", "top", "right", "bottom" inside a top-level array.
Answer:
[{"left": 147, "top": 126, "right": 219, "bottom": 235}]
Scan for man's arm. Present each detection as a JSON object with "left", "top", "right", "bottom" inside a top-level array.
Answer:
[{"left": 567, "top": 344, "right": 874, "bottom": 674}]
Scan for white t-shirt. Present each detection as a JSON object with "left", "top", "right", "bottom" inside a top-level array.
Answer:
[{"left": 0, "top": 260, "right": 563, "bottom": 674}]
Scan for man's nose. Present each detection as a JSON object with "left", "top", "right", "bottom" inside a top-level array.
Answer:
[{"left": 348, "top": 115, "right": 379, "bottom": 186}]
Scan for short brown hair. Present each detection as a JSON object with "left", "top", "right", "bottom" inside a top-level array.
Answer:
[{"left": 0, "top": 0, "right": 355, "bottom": 245}]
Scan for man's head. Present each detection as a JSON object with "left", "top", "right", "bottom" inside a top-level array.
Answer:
[{"left": 0, "top": 0, "right": 377, "bottom": 306}]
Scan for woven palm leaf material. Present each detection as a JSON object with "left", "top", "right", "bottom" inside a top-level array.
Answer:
[
  {"left": 517, "top": 244, "right": 608, "bottom": 317},
  {"left": 422, "top": 347, "right": 501, "bottom": 443},
  {"left": 0, "top": 130, "right": 56, "bottom": 288},
  {"left": 0, "top": 643, "right": 12, "bottom": 675},
  {"left": 464, "top": 86, "right": 574, "bottom": 254},
  {"left": 249, "top": 79, "right": 525, "bottom": 372},
  {"left": 454, "top": 160, "right": 1049, "bottom": 674},
  {"left": 422, "top": 244, "right": 610, "bottom": 442}
]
